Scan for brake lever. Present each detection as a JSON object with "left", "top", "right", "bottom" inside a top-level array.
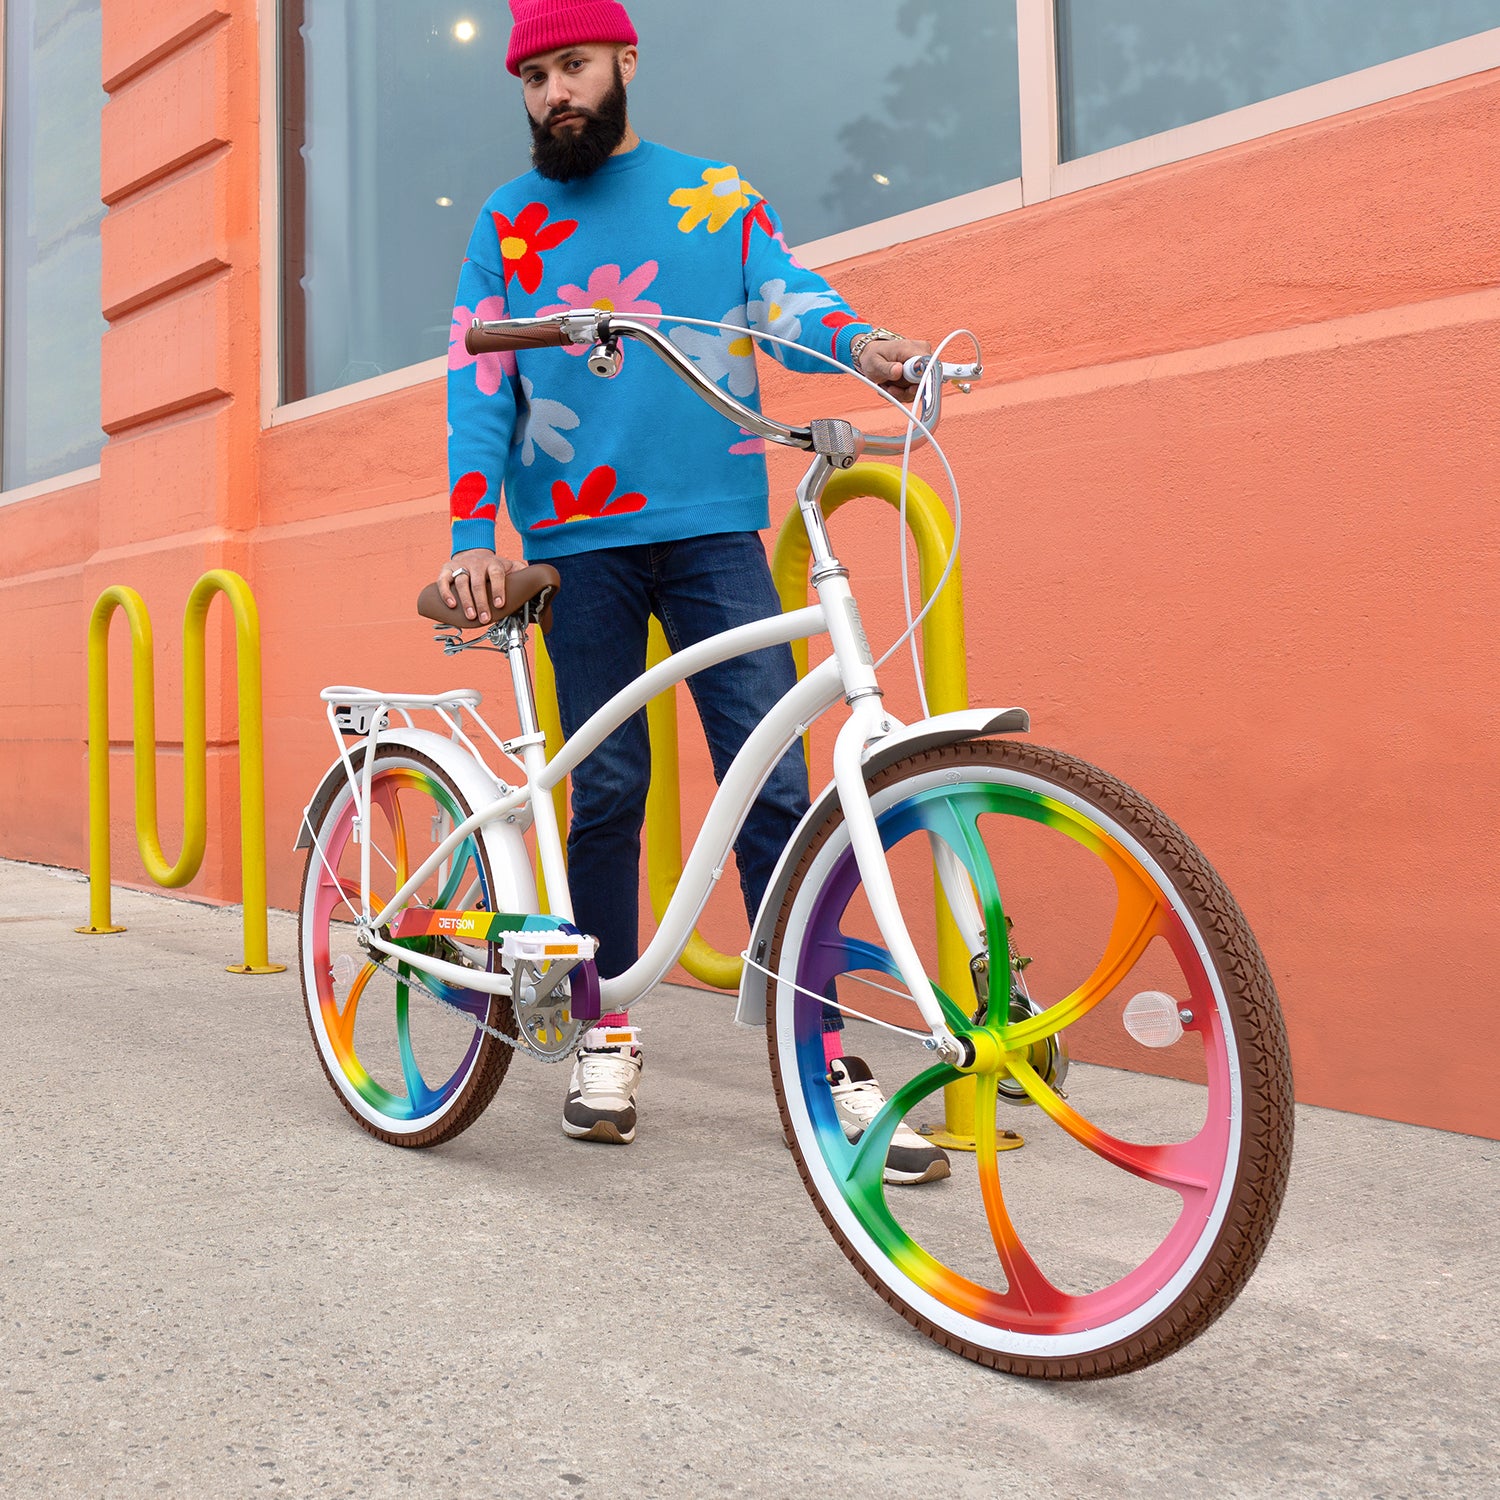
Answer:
[{"left": 901, "top": 356, "right": 982, "bottom": 394}]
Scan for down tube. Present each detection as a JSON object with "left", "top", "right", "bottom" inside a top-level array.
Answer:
[{"left": 599, "top": 657, "right": 845, "bottom": 1009}]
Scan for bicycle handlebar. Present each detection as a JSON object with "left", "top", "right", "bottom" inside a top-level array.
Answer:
[{"left": 465, "top": 311, "right": 976, "bottom": 458}]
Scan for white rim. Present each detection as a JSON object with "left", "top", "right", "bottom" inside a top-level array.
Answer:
[{"left": 299, "top": 755, "right": 491, "bottom": 1137}]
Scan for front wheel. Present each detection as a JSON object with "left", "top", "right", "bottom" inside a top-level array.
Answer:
[{"left": 764, "top": 738, "right": 1292, "bottom": 1378}]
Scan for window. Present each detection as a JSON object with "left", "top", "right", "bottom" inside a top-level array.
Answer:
[
  {"left": 2, "top": 0, "right": 106, "bottom": 490},
  {"left": 280, "top": 1, "right": 1020, "bottom": 403},
  {"left": 624, "top": 0, "right": 1020, "bottom": 248},
  {"left": 1056, "top": 0, "right": 1500, "bottom": 161}
]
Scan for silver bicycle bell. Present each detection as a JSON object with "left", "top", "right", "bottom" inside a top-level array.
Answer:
[{"left": 587, "top": 341, "right": 624, "bottom": 379}]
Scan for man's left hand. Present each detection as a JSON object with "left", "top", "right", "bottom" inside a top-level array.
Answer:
[{"left": 855, "top": 336, "right": 934, "bottom": 402}]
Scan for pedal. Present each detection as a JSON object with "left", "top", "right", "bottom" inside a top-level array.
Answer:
[{"left": 499, "top": 929, "right": 598, "bottom": 966}]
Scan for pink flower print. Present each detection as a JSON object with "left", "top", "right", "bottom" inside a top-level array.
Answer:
[
  {"left": 450, "top": 295, "right": 517, "bottom": 396},
  {"left": 729, "top": 428, "right": 766, "bottom": 457},
  {"left": 538, "top": 262, "right": 662, "bottom": 358}
]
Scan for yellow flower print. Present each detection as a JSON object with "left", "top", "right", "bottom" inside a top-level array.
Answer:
[{"left": 670, "top": 166, "right": 761, "bottom": 235}]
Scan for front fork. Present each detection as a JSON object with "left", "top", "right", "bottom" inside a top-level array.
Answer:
[{"left": 800, "top": 451, "right": 980, "bottom": 1068}]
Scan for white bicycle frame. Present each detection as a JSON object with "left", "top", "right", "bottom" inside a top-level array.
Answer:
[{"left": 311, "top": 314, "right": 991, "bottom": 1062}]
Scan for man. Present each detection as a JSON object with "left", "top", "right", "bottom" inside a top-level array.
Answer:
[{"left": 439, "top": 0, "right": 949, "bottom": 1184}]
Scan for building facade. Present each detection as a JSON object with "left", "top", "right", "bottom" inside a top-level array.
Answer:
[{"left": 1, "top": 1, "right": 1497, "bottom": 1135}]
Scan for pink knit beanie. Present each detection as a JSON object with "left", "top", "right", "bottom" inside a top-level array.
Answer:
[{"left": 506, "top": 0, "right": 638, "bottom": 76}]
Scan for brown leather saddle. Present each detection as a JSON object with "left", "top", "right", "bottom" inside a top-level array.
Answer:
[{"left": 416, "top": 563, "right": 561, "bottom": 636}]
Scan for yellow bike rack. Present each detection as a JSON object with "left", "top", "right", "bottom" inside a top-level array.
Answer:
[
  {"left": 77, "top": 569, "right": 286, "bottom": 975},
  {"left": 773, "top": 464, "right": 994, "bottom": 1151},
  {"left": 532, "top": 464, "right": 998, "bottom": 1148}
]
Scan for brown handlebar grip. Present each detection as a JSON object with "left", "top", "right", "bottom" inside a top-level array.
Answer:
[{"left": 465, "top": 320, "right": 571, "bottom": 355}]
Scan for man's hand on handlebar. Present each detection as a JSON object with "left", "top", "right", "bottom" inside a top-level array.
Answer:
[
  {"left": 855, "top": 336, "right": 934, "bottom": 402},
  {"left": 441, "top": 548, "right": 517, "bottom": 625}
]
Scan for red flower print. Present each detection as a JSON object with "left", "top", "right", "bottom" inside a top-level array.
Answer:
[
  {"left": 742, "top": 201, "right": 776, "bottom": 264},
  {"left": 491, "top": 203, "right": 577, "bottom": 295},
  {"left": 741, "top": 199, "right": 805, "bottom": 268},
  {"left": 532, "top": 465, "right": 647, "bottom": 530},
  {"left": 450, "top": 471, "right": 496, "bottom": 522},
  {"left": 822, "top": 311, "right": 858, "bottom": 335}
]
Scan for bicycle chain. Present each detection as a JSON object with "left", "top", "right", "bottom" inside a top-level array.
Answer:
[{"left": 360, "top": 951, "right": 532, "bottom": 1053}]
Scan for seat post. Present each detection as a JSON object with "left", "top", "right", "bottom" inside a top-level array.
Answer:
[
  {"left": 502, "top": 613, "right": 573, "bottom": 921},
  {"left": 502, "top": 617, "right": 542, "bottom": 741}
]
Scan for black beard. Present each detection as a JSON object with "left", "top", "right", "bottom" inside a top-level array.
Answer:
[{"left": 529, "top": 65, "right": 629, "bottom": 182}]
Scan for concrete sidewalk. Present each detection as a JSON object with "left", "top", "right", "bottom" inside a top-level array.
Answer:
[{"left": 1, "top": 858, "right": 1495, "bottom": 1499}]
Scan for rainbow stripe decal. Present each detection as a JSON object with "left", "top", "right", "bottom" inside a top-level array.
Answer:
[
  {"left": 793, "top": 777, "right": 1232, "bottom": 1338},
  {"left": 389, "top": 908, "right": 580, "bottom": 947}
]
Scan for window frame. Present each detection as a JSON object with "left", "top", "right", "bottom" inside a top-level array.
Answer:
[
  {"left": 1036, "top": 4, "right": 1500, "bottom": 201},
  {"left": 261, "top": 0, "right": 1500, "bottom": 430}
]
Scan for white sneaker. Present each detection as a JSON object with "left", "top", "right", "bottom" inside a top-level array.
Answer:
[
  {"left": 562, "top": 1025, "right": 642, "bottom": 1144},
  {"left": 828, "top": 1056, "right": 951, "bottom": 1185}
]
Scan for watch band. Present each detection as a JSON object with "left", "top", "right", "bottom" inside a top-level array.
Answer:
[{"left": 849, "top": 326, "right": 903, "bottom": 370}]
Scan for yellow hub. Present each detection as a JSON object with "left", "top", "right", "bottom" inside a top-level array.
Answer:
[{"left": 957, "top": 1027, "right": 1012, "bottom": 1074}]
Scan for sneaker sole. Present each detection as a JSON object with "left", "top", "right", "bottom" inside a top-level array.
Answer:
[
  {"left": 563, "top": 1119, "right": 635, "bottom": 1145},
  {"left": 782, "top": 1129, "right": 951, "bottom": 1186},
  {"left": 884, "top": 1156, "right": 951, "bottom": 1186}
]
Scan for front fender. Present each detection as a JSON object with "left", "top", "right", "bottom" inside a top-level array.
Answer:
[
  {"left": 734, "top": 707, "right": 1029, "bottom": 1028},
  {"left": 294, "top": 727, "right": 538, "bottom": 919}
]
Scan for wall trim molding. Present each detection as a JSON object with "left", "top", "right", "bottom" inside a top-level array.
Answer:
[
  {"left": 0, "top": 464, "right": 102, "bottom": 509},
  {"left": 268, "top": 357, "right": 445, "bottom": 428}
]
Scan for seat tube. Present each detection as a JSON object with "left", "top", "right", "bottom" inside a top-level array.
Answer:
[
  {"left": 797, "top": 457, "right": 881, "bottom": 706},
  {"left": 506, "top": 624, "right": 573, "bottom": 921}
]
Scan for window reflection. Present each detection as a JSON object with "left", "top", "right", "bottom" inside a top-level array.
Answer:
[
  {"left": 282, "top": 1, "right": 1019, "bottom": 403},
  {"left": 625, "top": 0, "right": 1018, "bottom": 242},
  {"left": 2, "top": 0, "right": 106, "bottom": 489},
  {"left": 1058, "top": 0, "right": 1500, "bottom": 161}
]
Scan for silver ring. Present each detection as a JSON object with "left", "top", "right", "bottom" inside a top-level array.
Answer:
[{"left": 450, "top": 567, "right": 469, "bottom": 580}]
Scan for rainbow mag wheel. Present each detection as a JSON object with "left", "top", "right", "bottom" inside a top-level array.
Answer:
[
  {"left": 765, "top": 738, "right": 1293, "bottom": 1378},
  {"left": 298, "top": 747, "right": 515, "bottom": 1147}
]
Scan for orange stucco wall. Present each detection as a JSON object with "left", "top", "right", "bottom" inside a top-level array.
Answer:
[{"left": 1, "top": 2, "right": 1495, "bottom": 1138}]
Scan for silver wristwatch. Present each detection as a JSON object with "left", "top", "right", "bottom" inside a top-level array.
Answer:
[{"left": 849, "top": 326, "right": 903, "bottom": 371}]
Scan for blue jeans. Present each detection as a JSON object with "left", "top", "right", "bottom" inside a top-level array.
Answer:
[{"left": 546, "top": 532, "right": 811, "bottom": 983}]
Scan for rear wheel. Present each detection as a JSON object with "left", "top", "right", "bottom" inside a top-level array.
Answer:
[
  {"left": 298, "top": 746, "right": 515, "bottom": 1147},
  {"left": 765, "top": 738, "right": 1292, "bottom": 1378}
]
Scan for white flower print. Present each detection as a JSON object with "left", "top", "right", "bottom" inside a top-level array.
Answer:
[
  {"left": 515, "top": 376, "right": 580, "bottom": 466},
  {"left": 747, "top": 279, "right": 837, "bottom": 365},
  {"left": 668, "top": 306, "right": 759, "bottom": 399}
]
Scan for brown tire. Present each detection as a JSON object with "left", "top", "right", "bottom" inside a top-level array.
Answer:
[
  {"left": 764, "top": 737, "right": 1293, "bottom": 1378},
  {"left": 298, "top": 746, "right": 515, "bottom": 1148}
]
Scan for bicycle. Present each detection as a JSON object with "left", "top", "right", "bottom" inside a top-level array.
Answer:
[{"left": 295, "top": 308, "right": 1293, "bottom": 1379}]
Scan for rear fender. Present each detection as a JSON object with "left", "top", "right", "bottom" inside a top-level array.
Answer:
[
  {"left": 734, "top": 707, "right": 1029, "bottom": 1028},
  {"left": 294, "top": 727, "right": 538, "bottom": 918}
]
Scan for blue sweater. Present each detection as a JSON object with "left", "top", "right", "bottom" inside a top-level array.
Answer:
[{"left": 447, "top": 141, "right": 873, "bottom": 560}]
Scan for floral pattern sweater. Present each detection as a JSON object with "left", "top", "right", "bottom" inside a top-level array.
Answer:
[{"left": 447, "top": 141, "right": 874, "bottom": 560}]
